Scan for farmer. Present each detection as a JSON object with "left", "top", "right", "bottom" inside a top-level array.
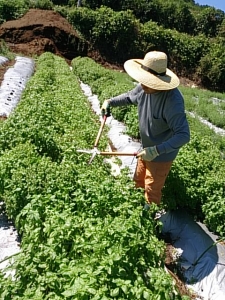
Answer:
[{"left": 101, "top": 51, "right": 190, "bottom": 206}]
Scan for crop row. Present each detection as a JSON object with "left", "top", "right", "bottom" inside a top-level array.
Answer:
[{"left": 0, "top": 53, "right": 186, "bottom": 299}]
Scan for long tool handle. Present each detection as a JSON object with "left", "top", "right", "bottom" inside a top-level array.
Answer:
[
  {"left": 99, "top": 151, "right": 138, "bottom": 156},
  {"left": 94, "top": 115, "right": 107, "bottom": 148}
]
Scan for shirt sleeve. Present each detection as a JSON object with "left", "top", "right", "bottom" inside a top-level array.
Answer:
[
  {"left": 109, "top": 83, "right": 142, "bottom": 107},
  {"left": 157, "top": 91, "right": 190, "bottom": 154}
]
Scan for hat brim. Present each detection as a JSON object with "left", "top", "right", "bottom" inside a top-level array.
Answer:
[{"left": 124, "top": 59, "right": 180, "bottom": 90}]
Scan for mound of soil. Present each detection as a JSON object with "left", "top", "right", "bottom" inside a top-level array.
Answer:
[{"left": 0, "top": 9, "right": 89, "bottom": 61}]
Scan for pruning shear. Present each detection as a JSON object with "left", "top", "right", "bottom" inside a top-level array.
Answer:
[
  {"left": 77, "top": 114, "right": 138, "bottom": 164},
  {"left": 77, "top": 148, "right": 138, "bottom": 164},
  {"left": 76, "top": 114, "right": 108, "bottom": 164}
]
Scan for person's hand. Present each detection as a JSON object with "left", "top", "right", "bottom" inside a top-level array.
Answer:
[
  {"left": 136, "top": 146, "right": 159, "bottom": 161},
  {"left": 101, "top": 99, "right": 111, "bottom": 117}
]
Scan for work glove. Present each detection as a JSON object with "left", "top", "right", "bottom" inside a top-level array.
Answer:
[
  {"left": 136, "top": 146, "right": 159, "bottom": 161},
  {"left": 101, "top": 99, "right": 111, "bottom": 117}
]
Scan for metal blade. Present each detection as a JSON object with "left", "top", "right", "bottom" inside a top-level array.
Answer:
[
  {"left": 77, "top": 149, "right": 93, "bottom": 154},
  {"left": 88, "top": 151, "right": 97, "bottom": 164}
]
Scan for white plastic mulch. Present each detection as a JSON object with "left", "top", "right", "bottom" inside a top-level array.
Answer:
[
  {"left": 0, "top": 55, "right": 35, "bottom": 118},
  {"left": 0, "top": 203, "right": 20, "bottom": 278}
]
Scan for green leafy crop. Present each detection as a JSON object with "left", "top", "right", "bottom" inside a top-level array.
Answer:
[{"left": 0, "top": 53, "right": 186, "bottom": 299}]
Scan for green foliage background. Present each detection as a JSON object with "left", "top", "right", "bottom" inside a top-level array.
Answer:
[{"left": 0, "top": 0, "right": 225, "bottom": 91}]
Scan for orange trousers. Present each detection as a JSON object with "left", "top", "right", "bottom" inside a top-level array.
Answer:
[{"left": 133, "top": 159, "right": 173, "bottom": 205}]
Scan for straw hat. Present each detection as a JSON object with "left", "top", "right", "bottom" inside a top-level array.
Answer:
[{"left": 124, "top": 51, "right": 180, "bottom": 90}]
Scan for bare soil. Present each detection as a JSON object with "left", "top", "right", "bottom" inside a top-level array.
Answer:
[
  {"left": 0, "top": 9, "right": 89, "bottom": 61},
  {"left": 0, "top": 9, "right": 197, "bottom": 298}
]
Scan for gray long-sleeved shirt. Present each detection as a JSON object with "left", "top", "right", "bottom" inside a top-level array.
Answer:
[{"left": 110, "top": 83, "right": 190, "bottom": 162}]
